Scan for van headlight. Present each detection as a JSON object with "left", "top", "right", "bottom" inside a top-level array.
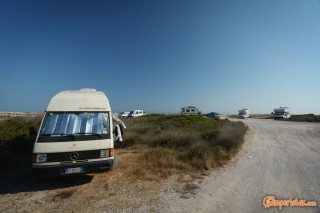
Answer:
[
  {"left": 100, "top": 150, "right": 109, "bottom": 158},
  {"left": 36, "top": 154, "right": 47, "bottom": 163}
]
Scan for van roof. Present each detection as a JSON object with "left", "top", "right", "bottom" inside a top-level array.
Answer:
[
  {"left": 182, "top": 106, "right": 198, "bottom": 109},
  {"left": 46, "top": 88, "right": 111, "bottom": 112}
]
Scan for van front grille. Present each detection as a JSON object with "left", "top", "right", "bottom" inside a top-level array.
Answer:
[{"left": 47, "top": 150, "right": 101, "bottom": 162}]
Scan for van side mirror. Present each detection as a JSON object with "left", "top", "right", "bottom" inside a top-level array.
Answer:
[
  {"left": 29, "top": 127, "right": 37, "bottom": 136},
  {"left": 113, "top": 124, "right": 124, "bottom": 143}
]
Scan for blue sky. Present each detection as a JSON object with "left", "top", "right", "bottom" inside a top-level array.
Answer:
[{"left": 1, "top": 0, "right": 320, "bottom": 114}]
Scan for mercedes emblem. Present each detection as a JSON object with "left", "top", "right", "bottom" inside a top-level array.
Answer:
[{"left": 70, "top": 152, "right": 79, "bottom": 161}]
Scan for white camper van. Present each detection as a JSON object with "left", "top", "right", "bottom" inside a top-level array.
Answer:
[
  {"left": 273, "top": 107, "right": 290, "bottom": 119},
  {"left": 181, "top": 106, "right": 200, "bottom": 115},
  {"left": 120, "top": 112, "right": 130, "bottom": 118},
  {"left": 32, "top": 88, "right": 124, "bottom": 176},
  {"left": 128, "top": 109, "right": 144, "bottom": 117},
  {"left": 238, "top": 109, "right": 249, "bottom": 119}
]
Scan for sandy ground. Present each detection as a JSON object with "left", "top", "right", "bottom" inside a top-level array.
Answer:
[{"left": 160, "top": 119, "right": 320, "bottom": 213}]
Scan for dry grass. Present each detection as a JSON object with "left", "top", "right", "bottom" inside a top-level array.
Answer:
[{"left": 117, "top": 115, "right": 248, "bottom": 179}]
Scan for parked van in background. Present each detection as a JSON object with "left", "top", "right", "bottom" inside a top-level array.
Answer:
[
  {"left": 273, "top": 107, "right": 290, "bottom": 119},
  {"left": 120, "top": 112, "right": 130, "bottom": 118},
  {"left": 207, "top": 112, "right": 221, "bottom": 119},
  {"left": 32, "top": 88, "right": 124, "bottom": 176},
  {"left": 238, "top": 109, "right": 249, "bottom": 119},
  {"left": 128, "top": 109, "right": 144, "bottom": 117},
  {"left": 181, "top": 106, "right": 201, "bottom": 115}
]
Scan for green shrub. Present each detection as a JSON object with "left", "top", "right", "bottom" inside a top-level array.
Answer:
[
  {"left": 152, "top": 136, "right": 179, "bottom": 148},
  {"left": 0, "top": 116, "right": 42, "bottom": 170},
  {"left": 124, "top": 135, "right": 144, "bottom": 147},
  {"left": 145, "top": 147, "right": 186, "bottom": 169},
  {"left": 147, "top": 147, "right": 173, "bottom": 158},
  {"left": 181, "top": 143, "right": 215, "bottom": 170},
  {"left": 167, "top": 115, "right": 206, "bottom": 128},
  {"left": 215, "top": 121, "right": 248, "bottom": 151},
  {"left": 151, "top": 131, "right": 197, "bottom": 148},
  {"left": 184, "top": 144, "right": 213, "bottom": 160},
  {"left": 143, "top": 114, "right": 165, "bottom": 117},
  {"left": 122, "top": 115, "right": 247, "bottom": 171},
  {"left": 0, "top": 116, "right": 41, "bottom": 150},
  {"left": 290, "top": 114, "right": 320, "bottom": 122}
]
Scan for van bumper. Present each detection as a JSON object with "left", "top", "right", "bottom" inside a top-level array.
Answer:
[{"left": 32, "top": 158, "right": 116, "bottom": 177}]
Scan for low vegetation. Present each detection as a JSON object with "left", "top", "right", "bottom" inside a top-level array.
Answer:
[
  {"left": 0, "top": 116, "right": 41, "bottom": 170},
  {"left": 290, "top": 114, "right": 320, "bottom": 122},
  {"left": 228, "top": 114, "right": 273, "bottom": 119},
  {"left": 0, "top": 114, "right": 248, "bottom": 179},
  {"left": 120, "top": 114, "right": 248, "bottom": 176},
  {"left": 229, "top": 113, "right": 320, "bottom": 122}
]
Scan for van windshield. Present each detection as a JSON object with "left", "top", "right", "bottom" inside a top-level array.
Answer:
[{"left": 38, "top": 112, "right": 110, "bottom": 142}]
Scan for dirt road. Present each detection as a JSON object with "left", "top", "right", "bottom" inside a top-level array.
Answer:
[{"left": 161, "top": 119, "right": 320, "bottom": 213}]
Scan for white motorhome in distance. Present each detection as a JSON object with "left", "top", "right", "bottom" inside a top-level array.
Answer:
[
  {"left": 128, "top": 109, "right": 144, "bottom": 117},
  {"left": 238, "top": 109, "right": 249, "bottom": 119},
  {"left": 273, "top": 107, "right": 290, "bottom": 119},
  {"left": 119, "top": 112, "right": 130, "bottom": 118},
  {"left": 32, "top": 88, "right": 124, "bottom": 176},
  {"left": 181, "top": 106, "right": 201, "bottom": 115}
]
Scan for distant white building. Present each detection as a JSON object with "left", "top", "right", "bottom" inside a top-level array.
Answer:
[{"left": 180, "top": 106, "right": 201, "bottom": 115}]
